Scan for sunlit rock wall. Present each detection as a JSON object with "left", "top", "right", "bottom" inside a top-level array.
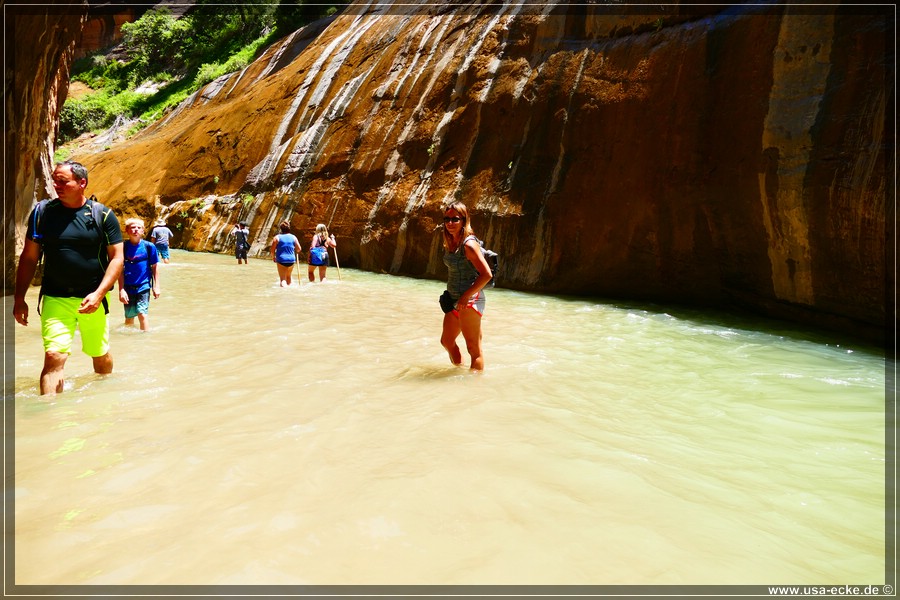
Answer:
[
  {"left": 5, "top": 5, "right": 88, "bottom": 295},
  {"left": 77, "top": 3, "right": 892, "bottom": 341}
]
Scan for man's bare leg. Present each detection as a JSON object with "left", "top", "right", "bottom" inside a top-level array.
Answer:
[
  {"left": 92, "top": 352, "right": 113, "bottom": 375},
  {"left": 40, "top": 351, "right": 68, "bottom": 395}
]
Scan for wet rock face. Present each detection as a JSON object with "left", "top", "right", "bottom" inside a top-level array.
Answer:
[{"left": 74, "top": 5, "right": 890, "bottom": 341}]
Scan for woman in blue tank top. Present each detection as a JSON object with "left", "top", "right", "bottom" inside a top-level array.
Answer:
[
  {"left": 270, "top": 221, "right": 302, "bottom": 287},
  {"left": 439, "top": 202, "right": 494, "bottom": 371}
]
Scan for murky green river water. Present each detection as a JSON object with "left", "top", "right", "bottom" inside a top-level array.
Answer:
[{"left": 11, "top": 250, "right": 887, "bottom": 586}]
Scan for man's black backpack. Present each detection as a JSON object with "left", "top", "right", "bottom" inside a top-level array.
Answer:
[
  {"left": 32, "top": 195, "right": 112, "bottom": 251},
  {"left": 31, "top": 194, "right": 114, "bottom": 312},
  {"left": 235, "top": 229, "right": 250, "bottom": 251}
]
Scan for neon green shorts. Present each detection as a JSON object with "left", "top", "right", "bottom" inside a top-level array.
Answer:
[{"left": 40, "top": 295, "right": 110, "bottom": 357}]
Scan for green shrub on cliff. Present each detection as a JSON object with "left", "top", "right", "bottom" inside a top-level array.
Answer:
[
  {"left": 58, "top": 89, "right": 146, "bottom": 143},
  {"left": 72, "top": 53, "right": 136, "bottom": 92},
  {"left": 192, "top": 34, "right": 274, "bottom": 89},
  {"left": 121, "top": 7, "right": 195, "bottom": 84}
]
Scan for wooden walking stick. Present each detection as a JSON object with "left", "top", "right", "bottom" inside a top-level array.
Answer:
[
  {"left": 331, "top": 234, "right": 342, "bottom": 280},
  {"left": 295, "top": 252, "right": 303, "bottom": 286}
]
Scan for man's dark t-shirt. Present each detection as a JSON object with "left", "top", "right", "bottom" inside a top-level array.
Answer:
[{"left": 26, "top": 200, "right": 123, "bottom": 298}]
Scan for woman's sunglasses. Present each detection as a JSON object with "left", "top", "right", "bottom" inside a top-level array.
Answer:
[{"left": 443, "top": 216, "right": 462, "bottom": 223}]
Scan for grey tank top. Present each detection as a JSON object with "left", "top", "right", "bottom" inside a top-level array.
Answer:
[{"left": 443, "top": 235, "right": 480, "bottom": 298}]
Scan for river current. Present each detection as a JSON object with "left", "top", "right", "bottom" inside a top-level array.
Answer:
[{"left": 11, "top": 249, "right": 887, "bottom": 586}]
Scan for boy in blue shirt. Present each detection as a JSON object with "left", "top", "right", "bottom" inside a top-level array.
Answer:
[{"left": 118, "top": 218, "right": 161, "bottom": 330}]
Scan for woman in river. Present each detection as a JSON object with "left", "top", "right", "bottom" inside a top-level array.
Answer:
[
  {"left": 439, "top": 201, "right": 493, "bottom": 371},
  {"left": 270, "top": 221, "right": 302, "bottom": 287},
  {"left": 308, "top": 223, "right": 337, "bottom": 282}
]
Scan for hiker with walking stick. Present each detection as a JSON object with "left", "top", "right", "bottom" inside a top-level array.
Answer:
[
  {"left": 271, "top": 221, "right": 301, "bottom": 287},
  {"left": 307, "top": 224, "right": 337, "bottom": 282}
]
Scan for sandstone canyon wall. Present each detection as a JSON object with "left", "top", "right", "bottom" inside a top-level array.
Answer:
[
  {"left": 13, "top": 3, "right": 895, "bottom": 343},
  {"left": 5, "top": 5, "right": 89, "bottom": 297},
  {"left": 74, "top": 4, "right": 146, "bottom": 60}
]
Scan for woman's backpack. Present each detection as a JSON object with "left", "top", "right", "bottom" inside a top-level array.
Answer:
[
  {"left": 464, "top": 236, "right": 499, "bottom": 288},
  {"left": 310, "top": 245, "right": 328, "bottom": 266}
]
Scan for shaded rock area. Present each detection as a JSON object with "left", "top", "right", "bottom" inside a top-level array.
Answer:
[
  {"left": 74, "top": 3, "right": 146, "bottom": 60},
  {"left": 5, "top": 4, "right": 89, "bottom": 293},
  {"left": 9, "top": 2, "right": 895, "bottom": 344}
]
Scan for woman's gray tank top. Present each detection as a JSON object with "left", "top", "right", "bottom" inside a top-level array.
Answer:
[{"left": 444, "top": 235, "right": 481, "bottom": 299}]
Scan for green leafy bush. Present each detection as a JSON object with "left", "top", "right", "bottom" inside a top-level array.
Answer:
[
  {"left": 121, "top": 7, "right": 195, "bottom": 84},
  {"left": 54, "top": 146, "right": 73, "bottom": 163},
  {"left": 57, "top": 89, "right": 149, "bottom": 143},
  {"left": 58, "top": 94, "right": 111, "bottom": 142}
]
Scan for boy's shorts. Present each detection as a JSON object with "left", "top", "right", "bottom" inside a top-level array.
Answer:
[
  {"left": 40, "top": 295, "right": 110, "bottom": 357},
  {"left": 124, "top": 289, "right": 151, "bottom": 319}
]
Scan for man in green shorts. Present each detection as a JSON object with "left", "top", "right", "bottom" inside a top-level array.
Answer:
[{"left": 13, "top": 161, "right": 124, "bottom": 395}]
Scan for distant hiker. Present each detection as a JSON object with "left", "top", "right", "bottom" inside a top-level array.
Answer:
[
  {"left": 439, "top": 201, "right": 493, "bottom": 372},
  {"left": 13, "top": 160, "right": 124, "bottom": 395},
  {"left": 270, "top": 220, "right": 302, "bottom": 287},
  {"left": 118, "top": 218, "right": 160, "bottom": 331},
  {"left": 231, "top": 221, "right": 251, "bottom": 264},
  {"left": 308, "top": 223, "right": 336, "bottom": 282},
  {"left": 149, "top": 219, "right": 174, "bottom": 263}
]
